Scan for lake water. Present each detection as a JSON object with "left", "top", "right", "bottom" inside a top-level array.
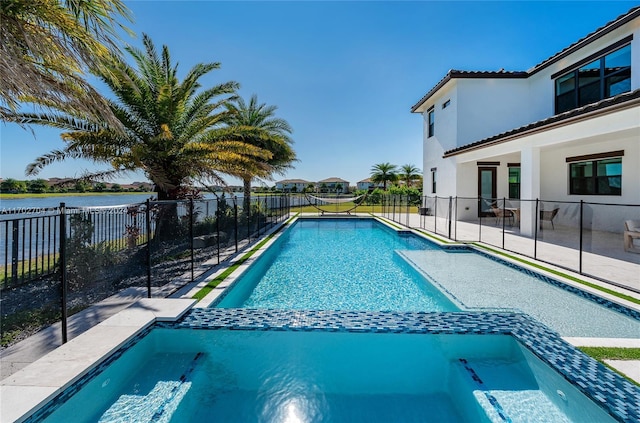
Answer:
[{"left": 0, "top": 193, "right": 237, "bottom": 212}]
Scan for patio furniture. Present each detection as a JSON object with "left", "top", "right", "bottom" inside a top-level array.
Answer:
[
  {"left": 505, "top": 207, "right": 520, "bottom": 226},
  {"left": 491, "top": 204, "right": 514, "bottom": 226},
  {"left": 624, "top": 220, "right": 640, "bottom": 253},
  {"left": 419, "top": 207, "right": 432, "bottom": 216},
  {"left": 539, "top": 208, "right": 559, "bottom": 230}
]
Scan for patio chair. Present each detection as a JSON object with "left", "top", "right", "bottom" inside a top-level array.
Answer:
[
  {"left": 491, "top": 204, "right": 514, "bottom": 226},
  {"left": 539, "top": 208, "right": 559, "bottom": 230},
  {"left": 624, "top": 220, "right": 640, "bottom": 253}
]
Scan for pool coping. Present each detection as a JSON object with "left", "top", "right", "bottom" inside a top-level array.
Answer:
[{"left": 0, "top": 298, "right": 196, "bottom": 423}]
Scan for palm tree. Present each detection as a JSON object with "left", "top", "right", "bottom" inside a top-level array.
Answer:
[
  {"left": 224, "top": 94, "right": 296, "bottom": 212},
  {"left": 14, "top": 34, "right": 271, "bottom": 202},
  {"left": 399, "top": 164, "right": 422, "bottom": 187},
  {"left": 0, "top": 0, "right": 133, "bottom": 126},
  {"left": 370, "top": 162, "right": 398, "bottom": 190}
]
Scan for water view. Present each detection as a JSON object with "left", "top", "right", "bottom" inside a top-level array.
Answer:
[{"left": 0, "top": 192, "right": 239, "bottom": 212}]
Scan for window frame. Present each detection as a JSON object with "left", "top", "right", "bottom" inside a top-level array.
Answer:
[
  {"left": 427, "top": 107, "right": 435, "bottom": 138},
  {"left": 568, "top": 155, "right": 622, "bottom": 196},
  {"left": 431, "top": 168, "right": 437, "bottom": 194},
  {"left": 554, "top": 41, "right": 631, "bottom": 114},
  {"left": 507, "top": 164, "right": 521, "bottom": 200}
]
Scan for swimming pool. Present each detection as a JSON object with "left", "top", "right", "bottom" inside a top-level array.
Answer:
[
  {"left": 15, "top": 216, "right": 640, "bottom": 422},
  {"left": 215, "top": 218, "right": 457, "bottom": 311},
  {"left": 212, "top": 218, "right": 640, "bottom": 338},
  {"left": 33, "top": 312, "right": 628, "bottom": 423}
]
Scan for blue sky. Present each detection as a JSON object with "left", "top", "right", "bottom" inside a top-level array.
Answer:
[{"left": 1, "top": 1, "right": 637, "bottom": 187}]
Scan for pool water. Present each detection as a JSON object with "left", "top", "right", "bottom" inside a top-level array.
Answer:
[
  {"left": 216, "top": 218, "right": 458, "bottom": 311},
  {"left": 399, "top": 249, "right": 640, "bottom": 338},
  {"left": 215, "top": 218, "right": 640, "bottom": 338},
  {"left": 40, "top": 329, "right": 616, "bottom": 423}
]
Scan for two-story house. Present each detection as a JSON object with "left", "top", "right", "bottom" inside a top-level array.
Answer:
[
  {"left": 318, "top": 177, "right": 350, "bottom": 193},
  {"left": 412, "top": 6, "right": 640, "bottom": 236},
  {"left": 356, "top": 178, "right": 384, "bottom": 191},
  {"left": 275, "top": 179, "right": 311, "bottom": 192}
]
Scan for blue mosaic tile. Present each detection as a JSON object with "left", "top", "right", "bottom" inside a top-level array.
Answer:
[
  {"left": 26, "top": 309, "right": 640, "bottom": 422},
  {"left": 163, "top": 308, "right": 639, "bottom": 423}
]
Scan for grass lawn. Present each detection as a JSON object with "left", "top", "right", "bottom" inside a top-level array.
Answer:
[
  {"left": 290, "top": 203, "right": 418, "bottom": 214},
  {"left": 578, "top": 347, "right": 640, "bottom": 385}
]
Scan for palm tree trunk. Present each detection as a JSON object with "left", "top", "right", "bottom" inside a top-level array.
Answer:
[
  {"left": 154, "top": 187, "right": 180, "bottom": 241},
  {"left": 243, "top": 178, "right": 251, "bottom": 215}
]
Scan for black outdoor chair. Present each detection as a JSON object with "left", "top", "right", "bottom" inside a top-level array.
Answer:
[{"left": 539, "top": 208, "right": 559, "bottom": 229}]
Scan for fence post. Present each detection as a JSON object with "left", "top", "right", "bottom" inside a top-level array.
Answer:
[
  {"left": 393, "top": 196, "right": 396, "bottom": 222},
  {"left": 406, "top": 195, "right": 409, "bottom": 227},
  {"left": 502, "top": 197, "right": 506, "bottom": 249},
  {"left": 579, "top": 200, "right": 584, "bottom": 274},
  {"left": 11, "top": 220, "right": 18, "bottom": 284},
  {"left": 534, "top": 199, "right": 539, "bottom": 260},
  {"left": 234, "top": 201, "right": 239, "bottom": 252},
  {"left": 189, "top": 199, "right": 194, "bottom": 282},
  {"left": 478, "top": 197, "right": 482, "bottom": 241},
  {"left": 216, "top": 204, "right": 221, "bottom": 265},
  {"left": 453, "top": 196, "right": 458, "bottom": 241},
  {"left": 59, "top": 202, "right": 68, "bottom": 344},
  {"left": 434, "top": 197, "right": 438, "bottom": 234},
  {"left": 448, "top": 196, "right": 453, "bottom": 239},
  {"left": 247, "top": 199, "right": 251, "bottom": 243},
  {"left": 263, "top": 197, "right": 267, "bottom": 234},
  {"left": 145, "top": 200, "right": 151, "bottom": 298}
]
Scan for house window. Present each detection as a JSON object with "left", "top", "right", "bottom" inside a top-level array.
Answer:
[
  {"left": 555, "top": 43, "right": 631, "bottom": 114},
  {"left": 427, "top": 108, "right": 435, "bottom": 137},
  {"left": 508, "top": 166, "right": 520, "bottom": 199},
  {"left": 431, "top": 168, "right": 437, "bottom": 193},
  {"left": 569, "top": 157, "right": 622, "bottom": 195}
]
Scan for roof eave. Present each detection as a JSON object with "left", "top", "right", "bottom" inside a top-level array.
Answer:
[
  {"left": 443, "top": 93, "right": 640, "bottom": 158},
  {"left": 411, "top": 71, "right": 529, "bottom": 113}
]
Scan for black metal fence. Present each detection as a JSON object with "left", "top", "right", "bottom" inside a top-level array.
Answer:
[
  {"left": 0, "top": 194, "right": 290, "bottom": 348},
  {"left": 380, "top": 194, "right": 640, "bottom": 292}
]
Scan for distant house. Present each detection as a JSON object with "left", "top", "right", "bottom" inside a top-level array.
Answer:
[
  {"left": 275, "top": 179, "right": 311, "bottom": 192},
  {"left": 356, "top": 178, "right": 384, "bottom": 191},
  {"left": 412, "top": 6, "right": 640, "bottom": 235},
  {"left": 120, "top": 181, "right": 153, "bottom": 191},
  {"left": 317, "top": 177, "right": 350, "bottom": 193}
]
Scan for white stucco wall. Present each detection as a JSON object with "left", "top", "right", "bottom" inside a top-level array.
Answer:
[
  {"left": 417, "top": 11, "right": 640, "bottom": 219},
  {"left": 456, "top": 79, "right": 534, "bottom": 146},
  {"left": 540, "top": 134, "right": 640, "bottom": 204},
  {"left": 422, "top": 84, "right": 458, "bottom": 196}
]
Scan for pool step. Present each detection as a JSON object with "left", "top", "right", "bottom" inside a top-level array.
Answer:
[
  {"left": 456, "top": 358, "right": 573, "bottom": 423},
  {"left": 99, "top": 352, "right": 203, "bottom": 423}
]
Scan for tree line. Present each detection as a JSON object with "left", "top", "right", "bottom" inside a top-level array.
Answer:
[
  {"left": 0, "top": 178, "right": 151, "bottom": 194},
  {"left": 1, "top": 1, "right": 295, "bottom": 211}
]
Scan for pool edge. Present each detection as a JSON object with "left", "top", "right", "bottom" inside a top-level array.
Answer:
[{"left": 0, "top": 298, "right": 196, "bottom": 423}]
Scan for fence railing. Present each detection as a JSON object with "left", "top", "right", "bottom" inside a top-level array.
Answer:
[
  {"left": 378, "top": 194, "right": 640, "bottom": 293},
  {"left": 1, "top": 194, "right": 290, "bottom": 348}
]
